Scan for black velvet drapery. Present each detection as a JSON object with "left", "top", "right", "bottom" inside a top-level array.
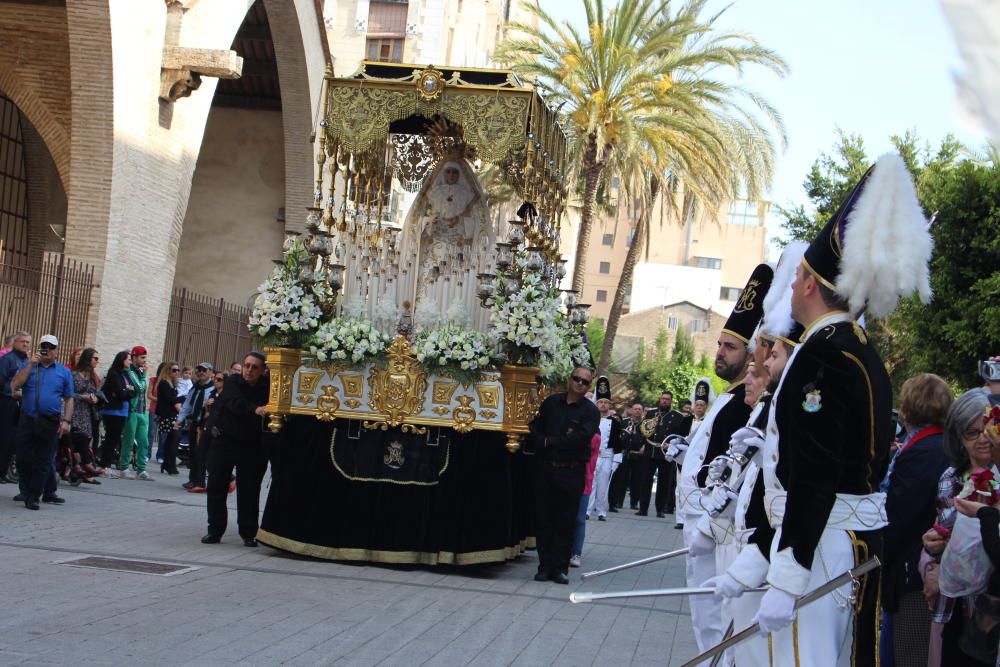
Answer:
[{"left": 258, "top": 416, "right": 536, "bottom": 565}]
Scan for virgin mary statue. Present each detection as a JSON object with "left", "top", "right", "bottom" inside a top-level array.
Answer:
[{"left": 396, "top": 157, "right": 495, "bottom": 331}]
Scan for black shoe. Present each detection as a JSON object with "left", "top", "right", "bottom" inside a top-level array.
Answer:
[
  {"left": 630, "top": 505, "right": 638, "bottom": 510},
  {"left": 13, "top": 493, "right": 24, "bottom": 502},
  {"left": 42, "top": 496, "right": 65, "bottom": 505},
  {"left": 24, "top": 499, "right": 39, "bottom": 510},
  {"left": 243, "top": 538, "right": 258, "bottom": 547},
  {"left": 674, "top": 523, "right": 684, "bottom": 530},
  {"left": 609, "top": 507, "right": 618, "bottom": 513},
  {"left": 0, "top": 475, "right": 8, "bottom": 484},
  {"left": 635, "top": 510, "right": 647, "bottom": 516},
  {"left": 551, "top": 572, "right": 569, "bottom": 585},
  {"left": 597, "top": 515, "right": 606, "bottom": 521},
  {"left": 182, "top": 481, "right": 195, "bottom": 490},
  {"left": 533, "top": 571, "right": 550, "bottom": 582},
  {"left": 656, "top": 512, "right": 666, "bottom": 518},
  {"left": 201, "top": 534, "right": 221, "bottom": 544}
]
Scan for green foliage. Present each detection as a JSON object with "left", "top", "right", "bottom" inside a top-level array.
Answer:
[
  {"left": 777, "top": 130, "right": 998, "bottom": 393},
  {"left": 628, "top": 326, "right": 717, "bottom": 405},
  {"left": 585, "top": 319, "right": 606, "bottom": 369}
]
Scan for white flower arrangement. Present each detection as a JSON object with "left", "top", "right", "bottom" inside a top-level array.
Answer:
[
  {"left": 414, "top": 323, "right": 495, "bottom": 383},
  {"left": 308, "top": 314, "right": 390, "bottom": 365},
  {"left": 485, "top": 261, "right": 562, "bottom": 366},
  {"left": 248, "top": 264, "right": 327, "bottom": 346}
]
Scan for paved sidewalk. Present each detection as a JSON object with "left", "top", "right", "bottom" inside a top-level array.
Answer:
[{"left": 0, "top": 472, "right": 700, "bottom": 666}]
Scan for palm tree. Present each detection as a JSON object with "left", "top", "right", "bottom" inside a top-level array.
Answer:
[{"left": 498, "top": 0, "right": 787, "bottom": 375}]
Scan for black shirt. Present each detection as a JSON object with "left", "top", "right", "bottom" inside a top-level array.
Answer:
[
  {"left": 213, "top": 374, "right": 269, "bottom": 444},
  {"left": 528, "top": 393, "right": 600, "bottom": 463}
]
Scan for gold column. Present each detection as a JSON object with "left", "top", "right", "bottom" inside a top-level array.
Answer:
[{"left": 264, "top": 346, "right": 303, "bottom": 432}]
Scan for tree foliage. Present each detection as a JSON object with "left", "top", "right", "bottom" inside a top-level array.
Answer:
[
  {"left": 627, "top": 326, "right": 717, "bottom": 405},
  {"left": 777, "top": 131, "right": 999, "bottom": 392}
]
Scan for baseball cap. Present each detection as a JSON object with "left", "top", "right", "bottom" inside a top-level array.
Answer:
[
  {"left": 130, "top": 346, "right": 147, "bottom": 356},
  {"left": 196, "top": 362, "right": 214, "bottom": 372},
  {"left": 39, "top": 334, "right": 59, "bottom": 347}
]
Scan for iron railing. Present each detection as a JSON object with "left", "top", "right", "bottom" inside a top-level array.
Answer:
[
  {"left": 163, "top": 288, "right": 252, "bottom": 370},
  {"left": 0, "top": 252, "right": 94, "bottom": 352}
]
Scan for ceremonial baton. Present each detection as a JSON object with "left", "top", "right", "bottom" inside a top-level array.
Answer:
[
  {"left": 678, "top": 556, "right": 881, "bottom": 667},
  {"left": 569, "top": 585, "right": 767, "bottom": 604},
  {"left": 708, "top": 621, "right": 735, "bottom": 667},
  {"left": 580, "top": 547, "right": 689, "bottom": 580}
]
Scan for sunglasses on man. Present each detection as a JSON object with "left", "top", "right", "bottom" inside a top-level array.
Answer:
[{"left": 570, "top": 375, "right": 591, "bottom": 386}]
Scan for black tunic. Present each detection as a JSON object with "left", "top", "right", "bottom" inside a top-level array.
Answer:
[{"left": 696, "top": 383, "right": 751, "bottom": 487}]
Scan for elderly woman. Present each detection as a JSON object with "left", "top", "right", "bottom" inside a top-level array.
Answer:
[
  {"left": 921, "top": 389, "right": 995, "bottom": 666},
  {"left": 881, "top": 373, "right": 953, "bottom": 666}
]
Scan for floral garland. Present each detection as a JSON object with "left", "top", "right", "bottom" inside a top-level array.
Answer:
[
  {"left": 414, "top": 323, "right": 495, "bottom": 385},
  {"left": 249, "top": 240, "right": 329, "bottom": 347},
  {"left": 308, "top": 314, "right": 390, "bottom": 365}
]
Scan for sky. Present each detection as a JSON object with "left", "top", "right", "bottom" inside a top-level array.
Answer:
[{"left": 537, "top": 0, "right": 988, "bottom": 257}]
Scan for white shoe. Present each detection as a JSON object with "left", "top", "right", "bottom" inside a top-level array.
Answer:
[
  {"left": 123, "top": 469, "right": 136, "bottom": 480},
  {"left": 569, "top": 555, "right": 581, "bottom": 568},
  {"left": 106, "top": 468, "right": 120, "bottom": 479},
  {"left": 136, "top": 471, "right": 153, "bottom": 481}
]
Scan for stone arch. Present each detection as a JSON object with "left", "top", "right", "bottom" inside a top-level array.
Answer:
[
  {"left": 263, "top": 0, "right": 322, "bottom": 233},
  {"left": 0, "top": 70, "right": 70, "bottom": 191}
]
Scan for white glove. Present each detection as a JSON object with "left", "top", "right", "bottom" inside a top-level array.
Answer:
[
  {"left": 701, "top": 484, "right": 738, "bottom": 518},
  {"left": 729, "top": 427, "right": 765, "bottom": 457},
  {"left": 702, "top": 573, "right": 747, "bottom": 600},
  {"left": 754, "top": 587, "right": 797, "bottom": 635},
  {"left": 664, "top": 435, "right": 689, "bottom": 462},
  {"left": 687, "top": 529, "right": 716, "bottom": 556},
  {"left": 706, "top": 455, "right": 730, "bottom": 483}
]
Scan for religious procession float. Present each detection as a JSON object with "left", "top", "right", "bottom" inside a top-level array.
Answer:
[{"left": 250, "top": 62, "right": 589, "bottom": 565}]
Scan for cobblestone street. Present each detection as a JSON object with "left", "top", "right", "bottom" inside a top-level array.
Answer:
[{"left": 0, "top": 473, "right": 699, "bottom": 666}]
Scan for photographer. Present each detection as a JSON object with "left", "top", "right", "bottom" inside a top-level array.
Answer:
[
  {"left": 527, "top": 366, "right": 600, "bottom": 584},
  {"left": 178, "top": 363, "right": 216, "bottom": 492},
  {"left": 10, "top": 334, "right": 73, "bottom": 509}
]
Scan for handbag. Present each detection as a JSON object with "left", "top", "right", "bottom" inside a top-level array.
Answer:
[{"left": 959, "top": 592, "right": 1000, "bottom": 664}]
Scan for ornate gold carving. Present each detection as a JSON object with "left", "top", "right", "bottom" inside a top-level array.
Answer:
[
  {"left": 362, "top": 420, "right": 382, "bottom": 431},
  {"left": 316, "top": 386, "right": 340, "bottom": 422},
  {"left": 475, "top": 385, "right": 500, "bottom": 409},
  {"left": 344, "top": 399, "right": 361, "bottom": 409},
  {"left": 499, "top": 365, "right": 542, "bottom": 436},
  {"left": 322, "top": 361, "right": 351, "bottom": 379},
  {"left": 368, "top": 336, "right": 428, "bottom": 427},
  {"left": 264, "top": 346, "right": 302, "bottom": 429},
  {"left": 297, "top": 371, "right": 323, "bottom": 394},
  {"left": 505, "top": 433, "right": 522, "bottom": 454},
  {"left": 432, "top": 381, "right": 459, "bottom": 405},
  {"left": 340, "top": 374, "right": 364, "bottom": 398},
  {"left": 452, "top": 396, "right": 476, "bottom": 434},
  {"left": 415, "top": 67, "right": 445, "bottom": 101},
  {"left": 296, "top": 394, "right": 315, "bottom": 405},
  {"left": 267, "top": 413, "right": 285, "bottom": 433},
  {"left": 479, "top": 410, "right": 498, "bottom": 420},
  {"left": 432, "top": 406, "right": 450, "bottom": 416},
  {"left": 402, "top": 424, "right": 427, "bottom": 435}
]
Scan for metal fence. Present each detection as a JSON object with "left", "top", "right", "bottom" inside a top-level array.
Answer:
[
  {"left": 163, "top": 288, "right": 252, "bottom": 370},
  {"left": 0, "top": 252, "right": 94, "bottom": 352}
]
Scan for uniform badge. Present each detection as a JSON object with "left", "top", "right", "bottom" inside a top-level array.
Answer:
[{"left": 802, "top": 389, "right": 822, "bottom": 413}]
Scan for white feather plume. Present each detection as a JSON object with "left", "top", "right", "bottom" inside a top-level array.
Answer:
[
  {"left": 761, "top": 240, "right": 808, "bottom": 339},
  {"left": 837, "top": 153, "right": 933, "bottom": 318}
]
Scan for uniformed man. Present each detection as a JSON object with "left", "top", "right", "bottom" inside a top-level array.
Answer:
[
  {"left": 700, "top": 241, "right": 808, "bottom": 667},
  {"left": 709, "top": 154, "right": 933, "bottom": 666},
  {"left": 663, "top": 263, "right": 772, "bottom": 658},
  {"left": 688, "top": 378, "right": 714, "bottom": 438},
  {"left": 587, "top": 376, "right": 621, "bottom": 521},
  {"left": 636, "top": 391, "right": 691, "bottom": 517}
]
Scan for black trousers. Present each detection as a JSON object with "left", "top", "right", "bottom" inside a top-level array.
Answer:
[
  {"left": 101, "top": 414, "right": 126, "bottom": 468},
  {"left": 0, "top": 396, "right": 18, "bottom": 476},
  {"left": 206, "top": 436, "right": 268, "bottom": 539},
  {"left": 15, "top": 414, "right": 59, "bottom": 502},
  {"left": 187, "top": 427, "right": 207, "bottom": 488},
  {"left": 610, "top": 456, "right": 632, "bottom": 508},
  {"left": 637, "top": 457, "right": 676, "bottom": 514},
  {"left": 531, "top": 460, "right": 585, "bottom": 576}
]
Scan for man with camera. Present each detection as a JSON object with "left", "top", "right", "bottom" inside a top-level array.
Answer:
[{"left": 10, "top": 334, "right": 74, "bottom": 510}]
